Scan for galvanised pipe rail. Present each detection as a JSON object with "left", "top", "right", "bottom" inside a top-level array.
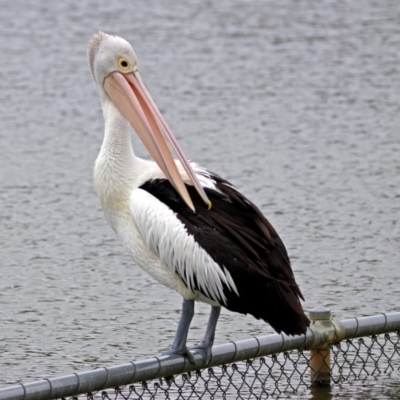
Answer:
[{"left": 0, "top": 308, "right": 399, "bottom": 400}]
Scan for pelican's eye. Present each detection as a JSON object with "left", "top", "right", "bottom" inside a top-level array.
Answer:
[{"left": 117, "top": 57, "right": 131, "bottom": 71}]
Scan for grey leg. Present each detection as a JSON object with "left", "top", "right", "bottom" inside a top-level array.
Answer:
[
  {"left": 191, "top": 305, "right": 221, "bottom": 364},
  {"left": 162, "top": 299, "right": 196, "bottom": 364}
]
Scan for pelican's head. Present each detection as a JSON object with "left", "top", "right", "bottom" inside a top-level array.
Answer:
[
  {"left": 88, "top": 32, "right": 138, "bottom": 90},
  {"left": 87, "top": 32, "right": 211, "bottom": 212}
]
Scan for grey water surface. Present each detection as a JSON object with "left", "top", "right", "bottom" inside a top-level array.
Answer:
[{"left": 0, "top": 1, "right": 399, "bottom": 398}]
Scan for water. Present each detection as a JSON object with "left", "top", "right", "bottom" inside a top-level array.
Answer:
[{"left": 0, "top": 0, "right": 399, "bottom": 397}]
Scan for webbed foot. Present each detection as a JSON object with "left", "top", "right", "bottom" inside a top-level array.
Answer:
[
  {"left": 162, "top": 347, "right": 197, "bottom": 364},
  {"left": 190, "top": 343, "right": 213, "bottom": 365}
]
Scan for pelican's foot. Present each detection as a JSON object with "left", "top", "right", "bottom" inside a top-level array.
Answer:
[
  {"left": 162, "top": 347, "right": 197, "bottom": 365},
  {"left": 190, "top": 343, "right": 213, "bottom": 365}
]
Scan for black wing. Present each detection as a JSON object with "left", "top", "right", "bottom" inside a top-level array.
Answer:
[{"left": 140, "top": 173, "right": 309, "bottom": 335}]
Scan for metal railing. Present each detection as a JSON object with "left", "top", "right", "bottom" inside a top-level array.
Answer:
[{"left": 0, "top": 306, "right": 399, "bottom": 400}]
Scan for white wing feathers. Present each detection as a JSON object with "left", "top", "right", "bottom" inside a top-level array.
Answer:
[{"left": 130, "top": 189, "right": 237, "bottom": 304}]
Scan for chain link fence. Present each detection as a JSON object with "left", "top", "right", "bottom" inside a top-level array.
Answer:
[
  {"left": 1, "top": 308, "right": 399, "bottom": 400},
  {"left": 79, "top": 332, "right": 400, "bottom": 399}
]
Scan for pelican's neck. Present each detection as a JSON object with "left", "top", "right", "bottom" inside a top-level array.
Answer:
[
  {"left": 102, "top": 99, "right": 135, "bottom": 161},
  {"left": 94, "top": 97, "right": 138, "bottom": 199}
]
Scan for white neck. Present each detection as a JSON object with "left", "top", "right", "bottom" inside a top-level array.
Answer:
[
  {"left": 94, "top": 97, "right": 138, "bottom": 199},
  {"left": 103, "top": 99, "right": 135, "bottom": 161}
]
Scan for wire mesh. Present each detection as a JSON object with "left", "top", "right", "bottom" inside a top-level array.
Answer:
[{"left": 64, "top": 332, "right": 400, "bottom": 400}]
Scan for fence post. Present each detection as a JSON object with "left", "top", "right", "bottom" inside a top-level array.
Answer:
[{"left": 308, "top": 306, "right": 332, "bottom": 386}]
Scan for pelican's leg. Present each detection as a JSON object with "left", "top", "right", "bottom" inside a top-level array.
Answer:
[
  {"left": 190, "top": 305, "right": 221, "bottom": 364},
  {"left": 162, "top": 299, "right": 196, "bottom": 364}
]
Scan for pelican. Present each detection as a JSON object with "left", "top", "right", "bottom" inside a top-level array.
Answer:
[{"left": 88, "top": 32, "right": 309, "bottom": 364}]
